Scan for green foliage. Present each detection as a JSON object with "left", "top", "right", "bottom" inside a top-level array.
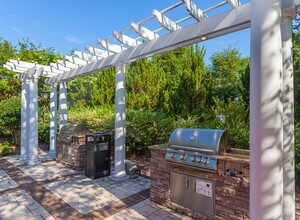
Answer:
[
  {"left": 209, "top": 98, "right": 249, "bottom": 149},
  {"left": 0, "top": 38, "right": 19, "bottom": 102},
  {"left": 69, "top": 107, "right": 203, "bottom": 156},
  {"left": 38, "top": 123, "right": 50, "bottom": 143},
  {"left": 126, "top": 110, "right": 174, "bottom": 155},
  {"left": 17, "top": 38, "right": 62, "bottom": 65},
  {"left": 209, "top": 46, "right": 249, "bottom": 101},
  {"left": 293, "top": 30, "right": 300, "bottom": 123},
  {"left": 295, "top": 123, "right": 300, "bottom": 172},
  {"left": 0, "top": 141, "right": 10, "bottom": 156},
  {"left": 0, "top": 97, "right": 21, "bottom": 136}
]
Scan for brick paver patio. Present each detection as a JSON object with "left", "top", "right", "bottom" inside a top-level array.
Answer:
[{"left": 0, "top": 154, "right": 192, "bottom": 220}]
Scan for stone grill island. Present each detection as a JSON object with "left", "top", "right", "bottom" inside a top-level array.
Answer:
[{"left": 149, "top": 143, "right": 250, "bottom": 220}]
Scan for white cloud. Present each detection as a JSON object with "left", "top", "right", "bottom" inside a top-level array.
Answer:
[
  {"left": 65, "top": 34, "right": 86, "bottom": 44},
  {"left": 12, "top": 27, "right": 24, "bottom": 35}
]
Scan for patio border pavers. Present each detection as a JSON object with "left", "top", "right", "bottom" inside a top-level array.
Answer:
[{"left": 0, "top": 157, "right": 150, "bottom": 220}]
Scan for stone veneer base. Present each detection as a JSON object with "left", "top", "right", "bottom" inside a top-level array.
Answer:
[{"left": 149, "top": 144, "right": 250, "bottom": 220}]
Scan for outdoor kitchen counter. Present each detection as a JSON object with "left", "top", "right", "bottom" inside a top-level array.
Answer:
[{"left": 149, "top": 143, "right": 250, "bottom": 220}]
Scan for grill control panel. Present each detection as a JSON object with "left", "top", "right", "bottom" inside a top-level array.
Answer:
[{"left": 165, "top": 148, "right": 217, "bottom": 172}]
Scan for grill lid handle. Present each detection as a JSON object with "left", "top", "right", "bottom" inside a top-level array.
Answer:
[{"left": 189, "top": 135, "right": 196, "bottom": 141}]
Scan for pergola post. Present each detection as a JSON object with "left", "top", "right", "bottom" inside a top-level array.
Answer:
[
  {"left": 59, "top": 82, "right": 68, "bottom": 129},
  {"left": 27, "top": 75, "right": 40, "bottom": 165},
  {"left": 20, "top": 79, "right": 29, "bottom": 161},
  {"left": 49, "top": 84, "right": 58, "bottom": 156},
  {"left": 112, "top": 63, "right": 127, "bottom": 179},
  {"left": 282, "top": 15, "right": 295, "bottom": 220},
  {"left": 250, "top": 0, "right": 284, "bottom": 219}
]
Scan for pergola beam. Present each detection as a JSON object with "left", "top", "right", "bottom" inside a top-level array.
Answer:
[
  {"left": 46, "top": 3, "right": 251, "bottom": 84},
  {"left": 98, "top": 39, "right": 124, "bottom": 53},
  {"left": 130, "top": 22, "right": 159, "bottom": 40},
  {"left": 86, "top": 46, "right": 109, "bottom": 58},
  {"left": 228, "top": 0, "right": 241, "bottom": 8},
  {"left": 153, "top": 9, "right": 181, "bottom": 32},
  {"left": 73, "top": 51, "right": 99, "bottom": 62},
  {"left": 65, "top": 55, "right": 89, "bottom": 66},
  {"left": 113, "top": 31, "right": 141, "bottom": 47},
  {"left": 182, "top": 0, "right": 206, "bottom": 21}
]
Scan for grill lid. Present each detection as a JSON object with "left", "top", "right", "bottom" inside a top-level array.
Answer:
[
  {"left": 59, "top": 123, "right": 88, "bottom": 143},
  {"left": 168, "top": 128, "right": 227, "bottom": 155}
]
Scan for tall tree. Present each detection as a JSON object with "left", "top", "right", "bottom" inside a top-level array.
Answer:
[
  {"left": 209, "top": 46, "right": 249, "bottom": 101},
  {"left": 91, "top": 68, "right": 115, "bottom": 107},
  {"left": 0, "top": 38, "right": 18, "bottom": 102}
]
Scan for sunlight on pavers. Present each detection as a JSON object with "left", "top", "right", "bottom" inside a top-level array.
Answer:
[
  {"left": 0, "top": 170, "right": 19, "bottom": 192},
  {"left": 3, "top": 152, "right": 55, "bottom": 166},
  {"left": 104, "top": 199, "right": 193, "bottom": 220},
  {"left": 18, "top": 161, "right": 80, "bottom": 181},
  {"left": 43, "top": 175, "right": 151, "bottom": 214},
  {"left": 0, "top": 190, "right": 54, "bottom": 220}
]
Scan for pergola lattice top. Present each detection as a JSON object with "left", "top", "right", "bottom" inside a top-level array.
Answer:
[{"left": 3, "top": 0, "right": 242, "bottom": 83}]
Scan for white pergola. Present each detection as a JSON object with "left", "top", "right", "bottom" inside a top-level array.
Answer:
[{"left": 3, "top": 0, "right": 299, "bottom": 219}]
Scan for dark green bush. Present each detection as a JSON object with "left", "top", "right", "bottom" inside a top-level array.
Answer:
[
  {"left": 38, "top": 123, "right": 50, "bottom": 143},
  {"left": 68, "top": 106, "right": 250, "bottom": 156},
  {"left": 295, "top": 123, "right": 300, "bottom": 173},
  {"left": 0, "top": 141, "right": 11, "bottom": 156},
  {"left": 208, "top": 98, "right": 250, "bottom": 149},
  {"left": 0, "top": 97, "right": 21, "bottom": 138},
  {"left": 126, "top": 109, "right": 174, "bottom": 155}
]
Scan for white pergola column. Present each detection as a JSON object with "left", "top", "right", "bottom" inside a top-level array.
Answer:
[
  {"left": 59, "top": 82, "right": 68, "bottom": 129},
  {"left": 49, "top": 84, "right": 58, "bottom": 156},
  {"left": 282, "top": 15, "right": 295, "bottom": 220},
  {"left": 250, "top": 0, "right": 284, "bottom": 219},
  {"left": 112, "top": 63, "right": 127, "bottom": 179},
  {"left": 27, "top": 75, "right": 40, "bottom": 165},
  {"left": 20, "top": 79, "right": 29, "bottom": 161}
]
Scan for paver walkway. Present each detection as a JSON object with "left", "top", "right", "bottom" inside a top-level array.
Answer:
[{"left": 0, "top": 155, "right": 192, "bottom": 220}]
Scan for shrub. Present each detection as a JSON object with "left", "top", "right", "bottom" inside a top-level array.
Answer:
[
  {"left": 0, "top": 97, "right": 21, "bottom": 141},
  {"left": 0, "top": 141, "right": 11, "bottom": 156},
  {"left": 68, "top": 105, "right": 250, "bottom": 156},
  {"left": 126, "top": 109, "right": 174, "bottom": 155},
  {"left": 38, "top": 123, "right": 50, "bottom": 143},
  {"left": 208, "top": 98, "right": 250, "bottom": 149},
  {"left": 295, "top": 123, "right": 300, "bottom": 173}
]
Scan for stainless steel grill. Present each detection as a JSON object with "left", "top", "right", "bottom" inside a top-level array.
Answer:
[
  {"left": 165, "top": 128, "right": 227, "bottom": 172},
  {"left": 58, "top": 123, "right": 88, "bottom": 165},
  {"left": 59, "top": 123, "right": 88, "bottom": 144}
]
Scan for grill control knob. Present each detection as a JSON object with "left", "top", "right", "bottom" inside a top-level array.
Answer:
[
  {"left": 201, "top": 158, "right": 207, "bottom": 164},
  {"left": 204, "top": 158, "right": 210, "bottom": 165},
  {"left": 171, "top": 153, "right": 176, "bottom": 159},
  {"left": 195, "top": 157, "right": 202, "bottom": 163},
  {"left": 180, "top": 154, "right": 186, "bottom": 161},
  {"left": 191, "top": 156, "right": 196, "bottom": 162}
]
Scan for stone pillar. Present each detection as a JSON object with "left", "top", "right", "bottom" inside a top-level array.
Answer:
[
  {"left": 282, "top": 15, "right": 295, "bottom": 220},
  {"left": 20, "top": 79, "right": 29, "bottom": 161},
  {"left": 27, "top": 75, "right": 40, "bottom": 165},
  {"left": 112, "top": 63, "right": 127, "bottom": 179},
  {"left": 59, "top": 82, "right": 67, "bottom": 129},
  {"left": 49, "top": 84, "right": 58, "bottom": 156},
  {"left": 250, "top": 0, "right": 283, "bottom": 219}
]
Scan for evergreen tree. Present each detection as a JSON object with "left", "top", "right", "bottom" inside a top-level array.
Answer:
[{"left": 91, "top": 68, "right": 115, "bottom": 107}]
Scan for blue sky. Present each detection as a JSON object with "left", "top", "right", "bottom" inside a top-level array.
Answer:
[{"left": 0, "top": 0, "right": 250, "bottom": 64}]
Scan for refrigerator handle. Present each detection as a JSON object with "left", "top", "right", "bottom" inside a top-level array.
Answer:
[{"left": 185, "top": 178, "right": 189, "bottom": 190}]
